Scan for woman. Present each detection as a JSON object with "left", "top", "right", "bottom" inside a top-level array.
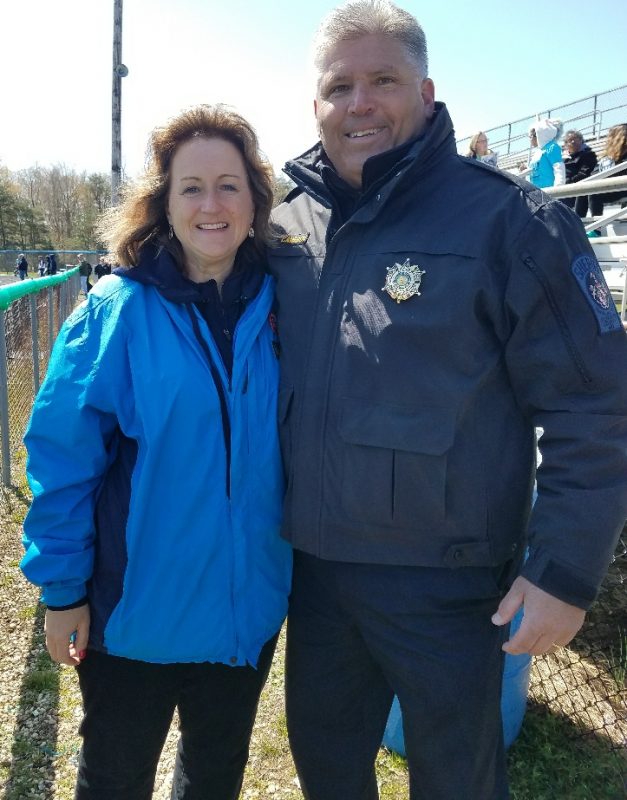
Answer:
[
  {"left": 466, "top": 131, "right": 498, "bottom": 167},
  {"left": 589, "top": 123, "right": 627, "bottom": 218},
  {"left": 21, "top": 104, "right": 292, "bottom": 800}
]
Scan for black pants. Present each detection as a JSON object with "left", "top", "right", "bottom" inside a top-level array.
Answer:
[
  {"left": 74, "top": 634, "right": 278, "bottom": 800},
  {"left": 589, "top": 191, "right": 627, "bottom": 217},
  {"left": 562, "top": 194, "right": 589, "bottom": 218},
  {"left": 286, "top": 552, "right": 510, "bottom": 800}
]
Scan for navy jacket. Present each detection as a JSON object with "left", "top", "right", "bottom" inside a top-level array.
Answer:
[{"left": 267, "top": 102, "right": 627, "bottom": 610}]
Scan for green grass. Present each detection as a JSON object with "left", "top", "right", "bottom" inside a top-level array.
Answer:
[
  {"left": 23, "top": 669, "right": 58, "bottom": 693},
  {"left": 607, "top": 629, "right": 627, "bottom": 690},
  {"left": 508, "top": 704, "right": 626, "bottom": 799}
]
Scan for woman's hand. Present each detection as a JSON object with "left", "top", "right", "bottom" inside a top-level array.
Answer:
[{"left": 44, "top": 605, "right": 90, "bottom": 666}]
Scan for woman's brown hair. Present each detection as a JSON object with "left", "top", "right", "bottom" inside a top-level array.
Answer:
[{"left": 98, "top": 104, "right": 275, "bottom": 268}]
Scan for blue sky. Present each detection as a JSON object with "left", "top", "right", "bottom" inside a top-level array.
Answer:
[{"left": 3, "top": 0, "right": 626, "bottom": 179}]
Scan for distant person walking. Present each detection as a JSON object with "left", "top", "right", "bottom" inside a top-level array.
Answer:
[
  {"left": 38, "top": 256, "right": 47, "bottom": 277},
  {"left": 77, "top": 254, "right": 92, "bottom": 295},
  {"left": 46, "top": 253, "right": 58, "bottom": 275},
  {"left": 94, "top": 256, "right": 111, "bottom": 281},
  {"left": 15, "top": 254, "right": 28, "bottom": 280}
]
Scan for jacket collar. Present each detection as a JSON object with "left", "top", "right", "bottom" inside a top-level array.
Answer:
[{"left": 115, "top": 245, "right": 264, "bottom": 307}]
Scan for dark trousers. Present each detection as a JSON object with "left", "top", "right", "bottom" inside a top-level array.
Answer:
[
  {"left": 74, "top": 634, "right": 278, "bottom": 800},
  {"left": 286, "top": 552, "right": 510, "bottom": 800},
  {"left": 563, "top": 194, "right": 589, "bottom": 218},
  {"left": 589, "top": 191, "right": 627, "bottom": 217}
]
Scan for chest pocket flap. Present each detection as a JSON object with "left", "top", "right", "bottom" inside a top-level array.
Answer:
[{"left": 339, "top": 398, "right": 456, "bottom": 454}]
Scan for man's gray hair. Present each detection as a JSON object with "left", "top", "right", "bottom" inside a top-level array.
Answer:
[
  {"left": 564, "top": 129, "right": 584, "bottom": 142},
  {"left": 312, "top": 0, "right": 428, "bottom": 82}
]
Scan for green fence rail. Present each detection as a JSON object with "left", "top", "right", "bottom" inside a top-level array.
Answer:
[{"left": 0, "top": 269, "right": 81, "bottom": 486}]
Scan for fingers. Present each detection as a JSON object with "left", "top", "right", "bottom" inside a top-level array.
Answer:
[
  {"left": 491, "top": 580, "right": 524, "bottom": 627},
  {"left": 44, "top": 606, "right": 90, "bottom": 667},
  {"left": 495, "top": 577, "right": 586, "bottom": 657},
  {"left": 502, "top": 623, "right": 554, "bottom": 656}
]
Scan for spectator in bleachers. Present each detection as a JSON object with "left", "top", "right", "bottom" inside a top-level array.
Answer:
[
  {"left": 589, "top": 123, "right": 627, "bottom": 218},
  {"left": 466, "top": 131, "right": 498, "bottom": 167},
  {"left": 563, "top": 130, "right": 597, "bottom": 218},
  {"left": 527, "top": 118, "right": 565, "bottom": 189}
]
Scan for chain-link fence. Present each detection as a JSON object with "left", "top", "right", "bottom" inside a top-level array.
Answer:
[
  {"left": 0, "top": 269, "right": 81, "bottom": 487},
  {"left": 530, "top": 533, "right": 627, "bottom": 753}
]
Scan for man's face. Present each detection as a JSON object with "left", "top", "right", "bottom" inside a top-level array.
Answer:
[
  {"left": 314, "top": 34, "right": 435, "bottom": 189},
  {"left": 565, "top": 135, "right": 582, "bottom": 155}
]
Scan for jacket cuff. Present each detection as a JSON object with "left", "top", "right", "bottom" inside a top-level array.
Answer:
[
  {"left": 520, "top": 548, "right": 599, "bottom": 610},
  {"left": 41, "top": 584, "right": 87, "bottom": 609},
  {"left": 45, "top": 596, "right": 89, "bottom": 612}
]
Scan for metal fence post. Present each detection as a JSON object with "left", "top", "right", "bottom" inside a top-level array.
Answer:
[
  {"left": 47, "top": 287, "right": 55, "bottom": 356},
  {"left": 593, "top": 94, "right": 599, "bottom": 139},
  {"left": 60, "top": 280, "right": 67, "bottom": 323},
  {"left": 0, "top": 309, "right": 12, "bottom": 487},
  {"left": 29, "top": 294, "right": 40, "bottom": 394}
]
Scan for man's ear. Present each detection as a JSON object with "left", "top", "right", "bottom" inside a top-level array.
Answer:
[
  {"left": 421, "top": 78, "right": 436, "bottom": 118},
  {"left": 314, "top": 98, "right": 322, "bottom": 139}
]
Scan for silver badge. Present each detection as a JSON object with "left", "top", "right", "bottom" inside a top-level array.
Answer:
[{"left": 382, "top": 258, "right": 425, "bottom": 303}]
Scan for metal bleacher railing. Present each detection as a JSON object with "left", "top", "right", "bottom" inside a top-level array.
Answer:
[
  {"left": 0, "top": 269, "right": 81, "bottom": 487},
  {"left": 456, "top": 83, "right": 627, "bottom": 172}
]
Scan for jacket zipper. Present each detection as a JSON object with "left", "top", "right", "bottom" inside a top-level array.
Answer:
[
  {"left": 522, "top": 255, "right": 593, "bottom": 384},
  {"left": 185, "top": 305, "right": 233, "bottom": 497}
]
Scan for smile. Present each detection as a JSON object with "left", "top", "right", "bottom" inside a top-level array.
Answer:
[
  {"left": 197, "top": 223, "right": 228, "bottom": 230},
  {"left": 346, "top": 128, "right": 384, "bottom": 139}
]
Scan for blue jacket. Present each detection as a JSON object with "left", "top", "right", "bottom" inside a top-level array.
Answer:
[
  {"left": 21, "top": 249, "right": 292, "bottom": 666},
  {"left": 268, "top": 103, "right": 627, "bottom": 610}
]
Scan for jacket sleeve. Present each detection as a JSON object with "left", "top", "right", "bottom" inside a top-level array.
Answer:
[
  {"left": 552, "top": 160, "right": 566, "bottom": 186},
  {"left": 502, "top": 199, "right": 627, "bottom": 609},
  {"left": 21, "top": 290, "right": 133, "bottom": 608}
]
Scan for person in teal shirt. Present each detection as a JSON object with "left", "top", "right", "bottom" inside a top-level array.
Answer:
[{"left": 528, "top": 118, "right": 565, "bottom": 188}]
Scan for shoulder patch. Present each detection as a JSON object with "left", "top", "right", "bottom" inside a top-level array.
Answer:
[
  {"left": 571, "top": 254, "right": 622, "bottom": 333},
  {"left": 280, "top": 233, "right": 310, "bottom": 245}
]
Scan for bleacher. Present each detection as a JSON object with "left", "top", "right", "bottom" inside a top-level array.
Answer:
[{"left": 456, "top": 85, "right": 627, "bottom": 313}]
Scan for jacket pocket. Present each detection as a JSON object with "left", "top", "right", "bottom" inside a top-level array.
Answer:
[{"left": 338, "top": 399, "right": 457, "bottom": 528}]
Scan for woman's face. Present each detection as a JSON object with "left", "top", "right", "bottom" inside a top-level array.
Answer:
[
  {"left": 475, "top": 134, "right": 488, "bottom": 156},
  {"left": 167, "top": 137, "right": 255, "bottom": 284}
]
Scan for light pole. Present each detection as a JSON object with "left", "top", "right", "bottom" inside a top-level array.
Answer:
[{"left": 112, "top": 0, "right": 128, "bottom": 206}]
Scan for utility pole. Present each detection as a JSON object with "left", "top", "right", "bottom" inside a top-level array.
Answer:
[{"left": 111, "top": 0, "right": 128, "bottom": 206}]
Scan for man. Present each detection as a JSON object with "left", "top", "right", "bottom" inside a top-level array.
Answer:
[
  {"left": 15, "top": 253, "right": 28, "bottom": 280},
  {"left": 267, "top": 2, "right": 627, "bottom": 798},
  {"left": 563, "top": 129, "right": 598, "bottom": 218},
  {"left": 94, "top": 255, "right": 112, "bottom": 281},
  {"left": 77, "top": 253, "right": 92, "bottom": 295}
]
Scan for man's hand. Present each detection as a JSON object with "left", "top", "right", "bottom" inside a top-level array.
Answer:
[
  {"left": 44, "top": 605, "right": 90, "bottom": 666},
  {"left": 491, "top": 576, "right": 585, "bottom": 656}
]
